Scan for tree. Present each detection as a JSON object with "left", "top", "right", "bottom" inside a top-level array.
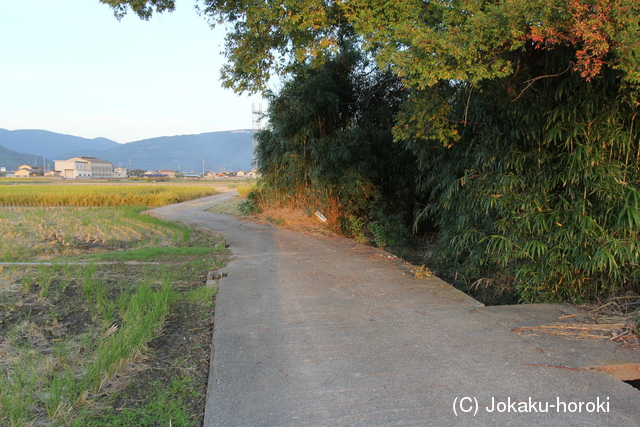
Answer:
[
  {"left": 253, "top": 43, "right": 418, "bottom": 245},
  {"left": 104, "top": 0, "right": 640, "bottom": 303},
  {"left": 100, "top": 0, "right": 175, "bottom": 20},
  {"left": 102, "top": 1, "right": 640, "bottom": 91}
]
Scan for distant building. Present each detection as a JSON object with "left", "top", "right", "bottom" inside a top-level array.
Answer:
[
  {"left": 157, "top": 169, "right": 176, "bottom": 178},
  {"left": 114, "top": 167, "right": 128, "bottom": 178},
  {"left": 55, "top": 156, "right": 113, "bottom": 179},
  {"left": 144, "top": 171, "right": 169, "bottom": 179},
  {"left": 14, "top": 164, "right": 43, "bottom": 178},
  {"left": 14, "top": 168, "right": 37, "bottom": 178},
  {"left": 17, "top": 164, "right": 44, "bottom": 174}
]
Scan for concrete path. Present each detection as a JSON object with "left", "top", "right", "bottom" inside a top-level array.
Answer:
[{"left": 148, "top": 194, "right": 640, "bottom": 426}]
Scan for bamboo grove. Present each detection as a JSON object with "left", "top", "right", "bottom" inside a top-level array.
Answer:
[
  {"left": 251, "top": 45, "right": 418, "bottom": 247},
  {"left": 105, "top": 0, "right": 640, "bottom": 303}
]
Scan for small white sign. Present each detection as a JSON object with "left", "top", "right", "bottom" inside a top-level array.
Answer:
[{"left": 314, "top": 211, "right": 327, "bottom": 222}]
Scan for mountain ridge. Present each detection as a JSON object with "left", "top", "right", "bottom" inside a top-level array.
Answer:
[
  {"left": 0, "top": 145, "right": 52, "bottom": 171},
  {"left": 0, "top": 129, "right": 256, "bottom": 172}
]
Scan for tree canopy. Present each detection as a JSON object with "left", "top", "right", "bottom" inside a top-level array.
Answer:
[
  {"left": 103, "top": 0, "right": 640, "bottom": 91},
  {"left": 100, "top": 0, "right": 175, "bottom": 20},
  {"left": 103, "top": 0, "right": 640, "bottom": 303}
]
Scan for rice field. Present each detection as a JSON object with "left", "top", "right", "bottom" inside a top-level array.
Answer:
[
  {"left": 0, "top": 206, "right": 188, "bottom": 261},
  {"left": 0, "top": 196, "right": 226, "bottom": 425},
  {"left": 0, "top": 184, "right": 219, "bottom": 207}
]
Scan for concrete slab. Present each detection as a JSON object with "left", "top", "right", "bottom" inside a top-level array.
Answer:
[
  {"left": 148, "top": 195, "right": 640, "bottom": 426},
  {"left": 477, "top": 304, "right": 640, "bottom": 379}
]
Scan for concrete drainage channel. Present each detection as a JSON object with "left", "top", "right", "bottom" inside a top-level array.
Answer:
[
  {"left": 624, "top": 379, "right": 640, "bottom": 391},
  {"left": 476, "top": 303, "right": 640, "bottom": 392},
  {"left": 594, "top": 365, "right": 640, "bottom": 391}
]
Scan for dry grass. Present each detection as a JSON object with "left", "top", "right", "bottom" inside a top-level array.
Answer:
[
  {"left": 410, "top": 264, "right": 434, "bottom": 279},
  {"left": 236, "top": 184, "right": 255, "bottom": 198},
  {"left": 513, "top": 295, "right": 640, "bottom": 344},
  {"left": 512, "top": 323, "right": 634, "bottom": 341},
  {"left": 206, "top": 198, "right": 244, "bottom": 216},
  {"left": 0, "top": 207, "right": 178, "bottom": 261},
  {"left": 252, "top": 206, "right": 331, "bottom": 231}
]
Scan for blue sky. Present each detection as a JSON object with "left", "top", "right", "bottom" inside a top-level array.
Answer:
[{"left": 0, "top": 1, "right": 265, "bottom": 143}]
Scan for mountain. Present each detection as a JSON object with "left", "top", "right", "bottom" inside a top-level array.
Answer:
[
  {"left": 0, "top": 129, "right": 120, "bottom": 160},
  {"left": 58, "top": 130, "right": 255, "bottom": 172},
  {"left": 0, "top": 145, "right": 52, "bottom": 171},
  {"left": 0, "top": 129, "right": 256, "bottom": 172}
]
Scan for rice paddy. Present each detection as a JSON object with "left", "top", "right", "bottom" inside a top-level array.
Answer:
[
  {"left": 0, "top": 184, "right": 219, "bottom": 207},
  {"left": 0, "top": 183, "right": 227, "bottom": 426},
  {"left": 0, "top": 206, "right": 183, "bottom": 261}
]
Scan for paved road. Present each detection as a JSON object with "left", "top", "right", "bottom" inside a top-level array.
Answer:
[{"left": 148, "top": 193, "right": 640, "bottom": 426}]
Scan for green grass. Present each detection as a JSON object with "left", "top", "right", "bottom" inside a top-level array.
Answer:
[
  {"left": 0, "top": 266, "right": 176, "bottom": 425},
  {"left": 80, "top": 246, "right": 223, "bottom": 262},
  {"left": 75, "top": 375, "right": 197, "bottom": 427},
  {"left": 0, "top": 202, "right": 226, "bottom": 426}
]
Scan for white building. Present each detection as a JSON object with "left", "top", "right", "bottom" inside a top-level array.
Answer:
[
  {"left": 55, "top": 156, "right": 114, "bottom": 179},
  {"left": 114, "top": 167, "right": 128, "bottom": 178}
]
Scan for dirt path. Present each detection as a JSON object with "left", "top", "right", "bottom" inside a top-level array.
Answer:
[{"left": 148, "top": 194, "right": 640, "bottom": 426}]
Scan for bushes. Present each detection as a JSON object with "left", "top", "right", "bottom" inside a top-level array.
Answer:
[
  {"left": 252, "top": 44, "right": 418, "bottom": 244},
  {"left": 252, "top": 46, "right": 640, "bottom": 303},
  {"left": 402, "top": 51, "right": 640, "bottom": 303}
]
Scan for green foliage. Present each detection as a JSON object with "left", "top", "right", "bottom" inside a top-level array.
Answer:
[
  {"left": 369, "top": 214, "right": 408, "bottom": 248},
  {"left": 238, "top": 188, "right": 262, "bottom": 214},
  {"left": 199, "top": 0, "right": 349, "bottom": 93},
  {"left": 345, "top": 0, "right": 640, "bottom": 87},
  {"left": 77, "top": 376, "right": 194, "bottom": 426},
  {"left": 253, "top": 44, "right": 418, "bottom": 239},
  {"left": 99, "top": 0, "right": 175, "bottom": 20},
  {"left": 403, "top": 53, "right": 640, "bottom": 302},
  {"left": 102, "top": 0, "right": 640, "bottom": 303}
]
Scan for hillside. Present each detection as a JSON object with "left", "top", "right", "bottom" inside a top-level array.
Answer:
[
  {"left": 0, "top": 129, "right": 119, "bottom": 160},
  {"left": 0, "top": 145, "right": 52, "bottom": 171},
  {"left": 0, "top": 129, "right": 256, "bottom": 172},
  {"left": 59, "top": 130, "right": 255, "bottom": 172}
]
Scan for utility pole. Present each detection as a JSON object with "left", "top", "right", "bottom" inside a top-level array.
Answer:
[
  {"left": 202, "top": 156, "right": 205, "bottom": 177},
  {"left": 252, "top": 102, "right": 263, "bottom": 167}
]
